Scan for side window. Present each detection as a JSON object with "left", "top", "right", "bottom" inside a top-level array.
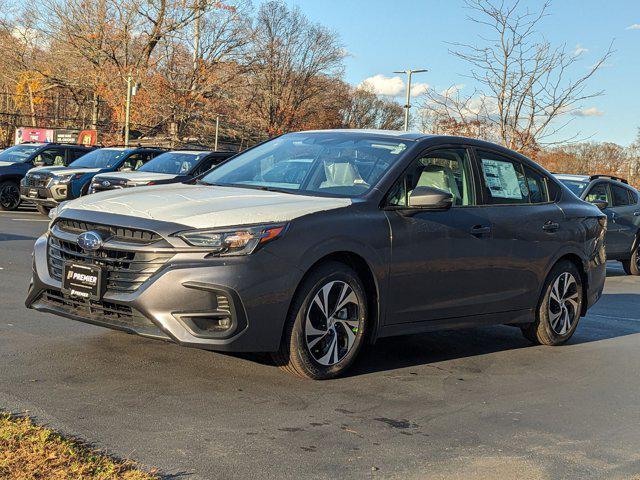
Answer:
[
  {"left": 34, "top": 148, "right": 64, "bottom": 166},
  {"left": 120, "top": 153, "right": 143, "bottom": 171},
  {"left": 611, "top": 184, "right": 632, "bottom": 207},
  {"left": 387, "top": 148, "right": 475, "bottom": 207},
  {"left": 585, "top": 183, "right": 609, "bottom": 204},
  {"left": 523, "top": 165, "right": 550, "bottom": 203},
  {"left": 477, "top": 150, "right": 528, "bottom": 205},
  {"left": 192, "top": 158, "right": 215, "bottom": 176},
  {"left": 629, "top": 189, "right": 639, "bottom": 205}
]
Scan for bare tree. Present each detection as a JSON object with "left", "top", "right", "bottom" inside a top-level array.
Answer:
[
  {"left": 244, "top": 1, "right": 345, "bottom": 135},
  {"left": 420, "top": 0, "right": 613, "bottom": 155},
  {"left": 342, "top": 87, "right": 404, "bottom": 130}
]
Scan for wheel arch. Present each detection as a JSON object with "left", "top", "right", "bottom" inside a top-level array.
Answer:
[
  {"left": 288, "top": 251, "right": 382, "bottom": 345},
  {"left": 546, "top": 252, "right": 590, "bottom": 316}
]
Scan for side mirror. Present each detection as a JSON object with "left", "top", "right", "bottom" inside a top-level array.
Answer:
[
  {"left": 591, "top": 200, "right": 608, "bottom": 210},
  {"left": 408, "top": 186, "right": 454, "bottom": 210}
]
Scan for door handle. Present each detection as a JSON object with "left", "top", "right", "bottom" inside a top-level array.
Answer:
[
  {"left": 470, "top": 225, "right": 491, "bottom": 236},
  {"left": 542, "top": 221, "right": 560, "bottom": 232}
]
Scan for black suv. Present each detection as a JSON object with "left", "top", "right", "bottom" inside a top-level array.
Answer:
[
  {"left": 555, "top": 174, "right": 640, "bottom": 275},
  {"left": 0, "top": 142, "right": 94, "bottom": 210}
]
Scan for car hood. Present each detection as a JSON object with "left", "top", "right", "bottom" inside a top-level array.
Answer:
[
  {"left": 59, "top": 183, "right": 352, "bottom": 229},
  {"left": 0, "top": 161, "right": 19, "bottom": 168},
  {"left": 30, "top": 166, "right": 102, "bottom": 176},
  {"left": 94, "top": 171, "right": 178, "bottom": 184}
]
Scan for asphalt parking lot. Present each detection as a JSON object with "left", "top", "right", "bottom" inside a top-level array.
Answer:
[{"left": 2, "top": 210, "right": 640, "bottom": 480}]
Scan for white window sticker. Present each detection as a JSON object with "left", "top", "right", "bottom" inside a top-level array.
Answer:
[{"left": 481, "top": 159, "right": 523, "bottom": 200}]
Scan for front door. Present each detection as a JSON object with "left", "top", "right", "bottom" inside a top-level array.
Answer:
[
  {"left": 384, "top": 147, "right": 497, "bottom": 324},
  {"left": 585, "top": 182, "right": 626, "bottom": 256}
]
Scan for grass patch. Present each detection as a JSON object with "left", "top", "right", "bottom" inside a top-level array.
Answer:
[{"left": 0, "top": 412, "right": 159, "bottom": 479}]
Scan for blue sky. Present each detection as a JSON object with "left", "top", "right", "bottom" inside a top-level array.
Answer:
[{"left": 284, "top": 0, "right": 640, "bottom": 146}]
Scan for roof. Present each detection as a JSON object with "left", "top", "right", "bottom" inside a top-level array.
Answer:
[
  {"left": 170, "top": 150, "right": 210, "bottom": 155},
  {"left": 553, "top": 174, "right": 590, "bottom": 182},
  {"left": 299, "top": 129, "right": 433, "bottom": 140}
]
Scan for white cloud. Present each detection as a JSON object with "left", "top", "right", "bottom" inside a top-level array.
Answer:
[
  {"left": 358, "top": 74, "right": 405, "bottom": 96},
  {"left": 572, "top": 107, "right": 604, "bottom": 117},
  {"left": 411, "top": 82, "right": 430, "bottom": 97},
  {"left": 440, "top": 84, "right": 465, "bottom": 97},
  {"left": 626, "top": 23, "right": 640, "bottom": 30},
  {"left": 573, "top": 44, "right": 589, "bottom": 56}
]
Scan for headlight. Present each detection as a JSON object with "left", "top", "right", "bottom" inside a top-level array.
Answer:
[
  {"left": 49, "top": 173, "right": 81, "bottom": 185},
  {"left": 176, "top": 224, "right": 286, "bottom": 256},
  {"left": 48, "top": 201, "right": 68, "bottom": 221}
]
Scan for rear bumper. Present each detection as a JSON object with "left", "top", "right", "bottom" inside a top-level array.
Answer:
[{"left": 26, "top": 233, "right": 302, "bottom": 352}]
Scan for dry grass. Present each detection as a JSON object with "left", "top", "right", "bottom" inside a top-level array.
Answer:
[{"left": 0, "top": 412, "right": 159, "bottom": 479}]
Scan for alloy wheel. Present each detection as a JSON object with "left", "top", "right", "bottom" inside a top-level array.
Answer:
[
  {"left": 0, "top": 183, "right": 20, "bottom": 210},
  {"left": 548, "top": 272, "right": 579, "bottom": 335},
  {"left": 305, "top": 280, "right": 361, "bottom": 366}
]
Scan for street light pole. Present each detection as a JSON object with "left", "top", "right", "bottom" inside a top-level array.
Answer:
[
  {"left": 393, "top": 68, "right": 428, "bottom": 131},
  {"left": 124, "top": 73, "right": 132, "bottom": 147}
]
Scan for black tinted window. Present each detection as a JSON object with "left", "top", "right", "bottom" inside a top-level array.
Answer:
[
  {"left": 612, "top": 185, "right": 632, "bottom": 206},
  {"left": 629, "top": 189, "right": 639, "bottom": 204}
]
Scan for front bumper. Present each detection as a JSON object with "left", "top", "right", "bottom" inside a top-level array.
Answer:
[
  {"left": 26, "top": 230, "right": 302, "bottom": 352},
  {"left": 20, "top": 184, "right": 68, "bottom": 207}
]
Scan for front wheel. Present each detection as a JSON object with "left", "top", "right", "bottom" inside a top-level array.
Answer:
[
  {"left": 0, "top": 181, "right": 20, "bottom": 211},
  {"left": 521, "top": 260, "right": 583, "bottom": 346},
  {"left": 621, "top": 242, "right": 640, "bottom": 276},
  {"left": 271, "top": 261, "right": 368, "bottom": 380}
]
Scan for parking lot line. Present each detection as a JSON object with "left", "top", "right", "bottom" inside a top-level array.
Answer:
[{"left": 11, "top": 218, "right": 50, "bottom": 222}]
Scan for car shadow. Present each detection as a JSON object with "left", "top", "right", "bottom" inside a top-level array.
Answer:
[{"left": 342, "top": 292, "right": 640, "bottom": 377}]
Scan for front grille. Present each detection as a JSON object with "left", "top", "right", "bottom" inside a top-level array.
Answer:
[
  {"left": 38, "top": 289, "right": 167, "bottom": 338},
  {"left": 48, "top": 236, "right": 174, "bottom": 293},
  {"left": 24, "top": 174, "right": 51, "bottom": 188},
  {"left": 55, "top": 219, "right": 160, "bottom": 244}
]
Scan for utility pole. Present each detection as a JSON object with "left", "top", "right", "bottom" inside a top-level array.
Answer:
[
  {"left": 124, "top": 73, "right": 139, "bottom": 147},
  {"left": 214, "top": 115, "right": 220, "bottom": 151},
  {"left": 393, "top": 68, "right": 428, "bottom": 131},
  {"left": 124, "top": 73, "right": 132, "bottom": 147}
]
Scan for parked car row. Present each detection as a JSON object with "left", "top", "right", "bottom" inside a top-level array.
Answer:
[
  {"left": 0, "top": 142, "right": 235, "bottom": 214},
  {"left": 25, "top": 129, "right": 630, "bottom": 379}
]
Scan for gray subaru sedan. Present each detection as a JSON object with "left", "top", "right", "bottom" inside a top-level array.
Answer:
[{"left": 26, "top": 130, "right": 607, "bottom": 379}]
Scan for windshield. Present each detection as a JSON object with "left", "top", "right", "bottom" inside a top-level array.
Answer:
[
  {"left": 200, "top": 132, "right": 410, "bottom": 197},
  {"left": 0, "top": 144, "right": 42, "bottom": 163},
  {"left": 69, "top": 149, "right": 130, "bottom": 169},
  {"left": 559, "top": 179, "right": 588, "bottom": 197},
  {"left": 139, "top": 152, "right": 205, "bottom": 174}
]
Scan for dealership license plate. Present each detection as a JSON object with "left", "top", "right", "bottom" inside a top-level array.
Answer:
[
  {"left": 62, "top": 263, "right": 104, "bottom": 300},
  {"left": 28, "top": 189, "right": 38, "bottom": 198}
]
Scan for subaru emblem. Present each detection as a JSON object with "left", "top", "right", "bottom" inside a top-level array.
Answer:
[
  {"left": 77, "top": 231, "right": 103, "bottom": 251},
  {"left": 33, "top": 174, "right": 41, "bottom": 180},
  {"left": 101, "top": 180, "right": 111, "bottom": 187}
]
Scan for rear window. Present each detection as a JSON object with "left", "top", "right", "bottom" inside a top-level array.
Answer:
[{"left": 559, "top": 180, "right": 588, "bottom": 197}]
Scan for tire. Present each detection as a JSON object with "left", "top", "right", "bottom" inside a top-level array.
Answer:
[
  {"left": 35, "top": 204, "right": 51, "bottom": 216},
  {"left": 271, "top": 261, "right": 368, "bottom": 380},
  {"left": 0, "top": 180, "right": 21, "bottom": 211},
  {"left": 521, "top": 260, "right": 584, "bottom": 346},
  {"left": 621, "top": 241, "right": 640, "bottom": 276}
]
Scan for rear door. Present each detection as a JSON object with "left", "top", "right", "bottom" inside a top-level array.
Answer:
[
  {"left": 608, "top": 183, "right": 640, "bottom": 256},
  {"left": 384, "top": 146, "right": 498, "bottom": 324},
  {"left": 584, "top": 182, "right": 625, "bottom": 255},
  {"left": 473, "top": 148, "right": 565, "bottom": 313}
]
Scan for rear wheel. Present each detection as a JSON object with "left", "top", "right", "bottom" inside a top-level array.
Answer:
[
  {"left": 271, "top": 261, "right": 367, "bottom": 380},
  {"left": 0, "top": 180, "right": 20, "bottom": 211},
  {"left": 621, "top": 241, "right": 640, "bottom": 276},
  {"left": 35, "top": 204, "right": 51, "bottom": 216},
  {"left": 521, "top": 260, "right": 583, "bottom": 346}
]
